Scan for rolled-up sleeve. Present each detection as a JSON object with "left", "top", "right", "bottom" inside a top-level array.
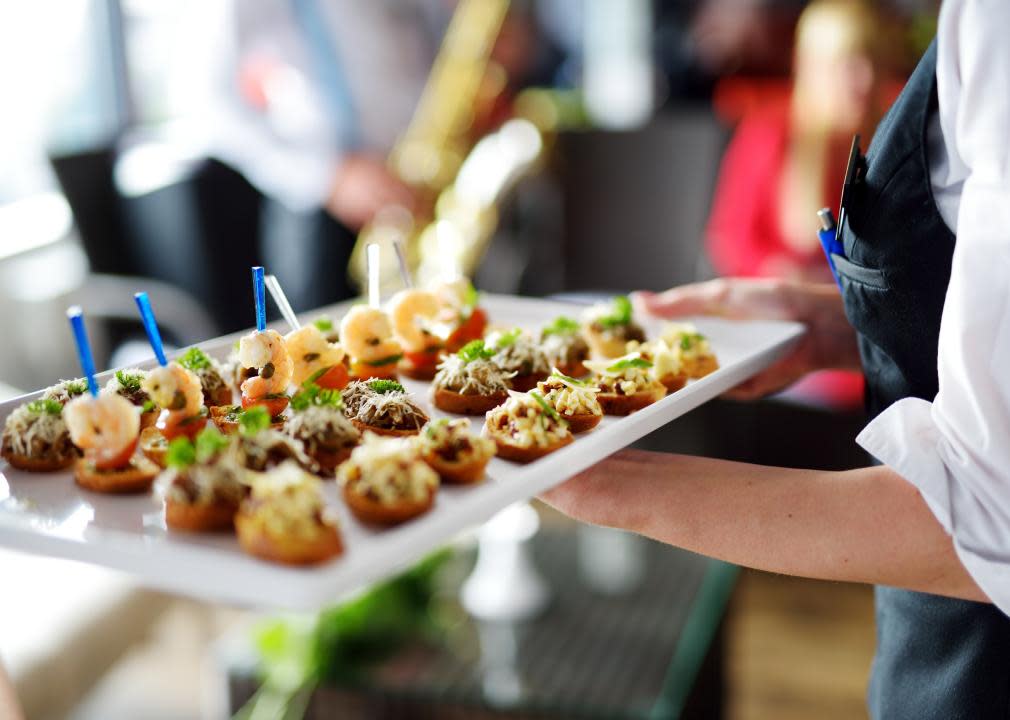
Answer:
[{"left": 856, "top": 0, "right": 1010, "bottom": 614}]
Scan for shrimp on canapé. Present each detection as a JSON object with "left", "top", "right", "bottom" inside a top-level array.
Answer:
[
  {"left": 340, "top": 306, "right": 402, "bottom": 379},
  {"left": 285, "top": 325, "right": 346, "bottom": 387},
  {"left": 64, "top": 393, "right": 140, "bottom": 468},
  {"left": 143, "top": 364, "right": 204, "bottom": 416},
  {"left": 238, "top": 329, "right": 293, "bottom": 398},
  {"left": 389, "top": 289, "right": 443, "bottom": 352},
  {"left": 430, "top": 278, "right": 487, "bottom": 352}
]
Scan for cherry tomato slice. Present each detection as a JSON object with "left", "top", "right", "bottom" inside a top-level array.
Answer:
[
  {"left": 403, "top": 348, "right": 441, "bottom": 371},
  {"left": 446, "top": 307, "right": 488, "bottom": 352},
  {"left": 157, "top": 409, "right": 208, "bottom": 441},
  {"left": 314, "top": 363, "right": 349, "bottom": 390},
  {"left": 349, "top": 360, "right": 398, "bottom": 381},
  {"left": 241, "top": 395, "right": 289, "bottom": 418}
]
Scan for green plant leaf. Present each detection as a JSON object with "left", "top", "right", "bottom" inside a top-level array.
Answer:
[
  {"left": 178, "top": 347, "right": 212, "bottom": 371},
  {"left": 596, "top": 295, "right": 633, "bottom": 329},
  {"left": 607, "top": 356, "right": 652, "bottom": 372},
  {"left": 27, "top": 398, "right": 63, "bottom": 416},
  {"left": 165, "top": 437, "right": 196, "bottom": 468},
  {"left": 367, "top": 379, "right": 405, "bottom": 394},
  {"left": 542, "top": 316, "right": 580, "bottom": 337},
  {"left": 238, "top": 406, "right": 272, "bottom": 436},
  {"left": 457, "top": 339, "right": 496, "bottom": 363}
]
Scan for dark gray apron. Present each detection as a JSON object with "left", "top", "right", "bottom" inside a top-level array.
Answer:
[{"left": 836, "top": 40, "right": 1010, "bottom": 719}]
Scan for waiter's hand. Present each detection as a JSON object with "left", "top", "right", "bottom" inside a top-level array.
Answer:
[
  {"left": 326, "top": 154, "right": 417, "bottom": 230},
  {"left": 633, "top": 278, "right": 861, "bottom": 400}
]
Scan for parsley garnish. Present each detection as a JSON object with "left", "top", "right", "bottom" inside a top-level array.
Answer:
[
  {"left": 27, "top": 399, "right": 63, "bottom": 416},
  {"left": 178, "top": 347, "right": 212, "bottom": 372},
  {"left": 238, "top": 406, "right": 271, "bottom": 436},
  {"left": 165, "top": 427, "right": 228, "bottom": 469},
  {"left": 115, "top": 370, "right": 144, "bottom": 393},
  {"left": 607, "top": 356, "right": 653, "bottom": 372},
  {"left": 492, "top": 328, "right": 522, "bottom": 349},
  {"left": 194, "top": 427, "right": 229, "bottom": 462},
  {"left": 290, "top": 383, "right": 344, "bottom": 411},
  {"left": 313, "top": 316, "right": 334, "bottom": 332},
  {"left": 596, "top": 296, "right": 633, "bottom": 329},
  {"left": 165, "top": 437, "right": 196, "bottom": 469},
  {"left": 458, "top": 339, "right": 496, "bottom": 363},
  {"left": 367, "top": 379, "right": 404, "bottom": 394},
  {"left": 64, "top": 379, "right": 88, "bottom": 398},
  {"left": 542, "top": 316, "right": 580, "bottom": 337},
  {"left": 679, "top": 332, "right": 705, "bottom": 351}
]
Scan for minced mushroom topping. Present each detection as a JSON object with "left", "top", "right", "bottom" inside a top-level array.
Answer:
[
  {"left": 585, "top": 355, "right": 666, "bottom": 397},
  {"left": 342, "top": 380, "right": 429, "bottom": 431},
  {"left": 1, "top": 400, "right": 75, "bottom": 460},
  {"left": 433, "top": 355, "right": 511, "bottom": 395},
  {"left": 234, "top": 429, "right": 317, "bottom": 473},
  {"left": 285, "top": 405, "right": 360, "bottom": 454},
  {"left": 103, "top": 369, "right": 153, "bottom": 409},
  {"left": 339, "top": 434, "right": 438, "bottom": 505},
  {"left": 485, "top": 393, "right": 570, "bottom": 449},
  {"left": 536, "top": 372, "right": 602, "bottom": 417},
  {"left": 489, "top": 332, "right": 550, "bottom": 377},
  {"left": 419, "top": 418, "right": 496, "bottom": 464},
  {"left": 244, "top": 461, "right": 336, "bottom": 540}
]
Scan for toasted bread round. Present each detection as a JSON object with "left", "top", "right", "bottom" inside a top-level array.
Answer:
[
  {"left": 597, "top": 389, "right": 665, "bottom": 416},
  {"left": 235, "top": 513, "right": 343, "bottom": 565},
  {"left": 204, "top": 385, "right": 234, "bottom": 408},
  {"left": 685, "top": 355, "right": 719, "bottom": 380},
  {"left": 311, "top": 445, "right": 355, "bottom": 476},
  {"left": 139, "top": 410, "right": 159, "bottom": 431},
  {"left": 659, "top": 373, "right": 688, "bottom": 393},
  {"left": 1, "top": 447, "right": 77, "bottom": 473},
  {"left": 74, "top": 455, "right": 159, "bottom": 494},
  {"left": 139, "top": 426, "right": 169, "bottom": 468},
  {"left": 421, "top": 451, "right": 490, "bottom": 484},
  {"left": 492, "top": 433, "right": 573, "bottom": 464},
  {"left": 399, "top": 360, "right": 439, "bottom": 381},
  {"left": 559, "top": 412, "right": 603, "bottom": 434},
  {"left": 555, "top": 361, "right": 589, "bottom": 378},
  {"left": 585, "top": 333, "right": 627, "bottom": 359},
  {"left": 342, "top": 484, "right": 435, "bottom": 525},
  {"left": 349, "top": 420, "right": 422, "bottom": 438},
  {"left": 209, "top": 406, "right": 284, "bottom": 435},
  {"left": 432, "top": 387, "right": 508, "bottom": 415},
  {"left": 165, "top": 498, "right": 237, "bottom": 532},
  {"left": 510, "top": 373, "right": 549, "bottom": 393}
]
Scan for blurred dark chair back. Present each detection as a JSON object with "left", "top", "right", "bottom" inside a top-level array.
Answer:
[{"left": 556, "top": 109, "right": 729, "bottom": 293}]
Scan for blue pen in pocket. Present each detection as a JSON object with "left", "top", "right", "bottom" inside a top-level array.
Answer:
[{"left": 817, "top": 207, "right": 844, "bottom": 289}]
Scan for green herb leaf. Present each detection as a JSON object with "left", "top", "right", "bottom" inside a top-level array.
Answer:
[
  {"left": 457, "top": 339, "right": 496, "bottom": 363},
  {"left": 607, "top": 356, "right": 653, "bottom": 372},
  {"left": 290, "top": 383, "right": 344, "bottom": 411},
  {"left": 165, "top": 437, "right": 196, "bottom": 469},
  {"left": 367, "top": 379, "right": 405, "bottom": 394},
  {"left": 313, "top": 316, "right": 334, "bottom": 332},
  {"left": 542, "top": 316, "right": 581, "bottom": 337},
  {"left": 679, "top": 332, "right": 705, "bottom": 351},
  {"left": 303, "top": 367, "right": 329, "bottom": 387},
  {"left": 365, "top": 354, "right": 403, "bottom": 367},
  {"left": 27, "top": 399, "right": 63, "bottom": 416},
  {"left": 550, "top": 369, "right": 587, "bottom": 386},
  {"left": 64, "top": 379, "right": 88, "bottom": 398},
  {"left": 178, "top": 347, "right": 212, "bottom": 372},
  {"left": 492, "top": 328, "right": 522, "bottom": 349},
  {"left": 194, "top": 427, "right": 229, "bottom": 463},
  {"left": 238, "top": 405, "right": 271, "bottom": 436},
  {"left": 529, "top": 390, "right": 561, "bottom": 423},
  {"left": 141, "top": 400, "right": 156, "bottom": 414},
  {"left": 114, "top": 370, "right": 144, "bottom": 393},
  {"left": 596, "top": 295, "right": 633, "bottom": 329}
]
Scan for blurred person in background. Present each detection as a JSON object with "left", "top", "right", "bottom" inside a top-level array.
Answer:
[{"left": 704, "top": 0, "right": 899, "bottom": 407}]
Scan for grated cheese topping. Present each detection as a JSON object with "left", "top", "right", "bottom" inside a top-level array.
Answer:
[
  {"left": 284, "top": 405, "right": 360, "bottom": 454},
  {"left": 626, "top": 339, "right": 684, "bottom": 383},
  {"left": 659, "top": 322, "right": 714, "bottom": 363},
  {"left": 536, "top": 374, "right": 602, "bottom": 417},
  {"left": 585, "top": 354, "right": 666, "bottom": 397},
  {"left": 419, "top": 418, "right": 496, "bottom": 465},
  {"left": 234, "top": 429, "right": 317, "bottom": 473},
  {"left": 244, "top": 461, "right": 337, "bottom": 540},
  {"left": 342, "top": 381, "right": 428, "bottom": 431},
  {"left": 1, "top": 402, "right": 73, "bottom": 459},
  {"left": 159, "top": 450, "right": 247, "bottom": 507},
  {"left": 339, "top": 433, "right": 438, "bottom": 505},
  {"left": 485, "top": 394, "right": 570, "bottom": 449},
  {"left": 433, "top": 355, "right": 511, "bottom": 395},
  {"left": 488, "top": 332, "right": 550, "bottom": 377},
  {"left": 540, "top": 332, "right": 589, "bottom": 369}
]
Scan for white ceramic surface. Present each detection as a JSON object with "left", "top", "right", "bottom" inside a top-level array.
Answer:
[{"left": 0, "top": 295, "right": 803, "bottom": 610}]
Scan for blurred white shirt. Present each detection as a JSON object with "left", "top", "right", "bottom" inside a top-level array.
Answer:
[
  {"left": 857, "top": 0, "right": 1010, "bottom": 613},
  {"left": 202, "top": 0, "right": 441, "bottom": 211}
]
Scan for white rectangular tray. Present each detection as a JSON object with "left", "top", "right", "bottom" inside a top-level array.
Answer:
[{"left": 0, "top": 294, "right": 802, "bottom": 610}]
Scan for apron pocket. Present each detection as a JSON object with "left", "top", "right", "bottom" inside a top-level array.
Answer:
[{"left": 832, "top": 253, "right": 889, "bottom": 290}]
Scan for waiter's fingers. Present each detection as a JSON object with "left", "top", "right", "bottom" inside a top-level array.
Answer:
[{"left": 632, "top": 281, "right": 728, "bottom": 318}]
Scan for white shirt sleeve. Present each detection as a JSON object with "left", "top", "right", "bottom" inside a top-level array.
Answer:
[{"left": 856, "top": 0, "right": 1010, "bottom": 613}]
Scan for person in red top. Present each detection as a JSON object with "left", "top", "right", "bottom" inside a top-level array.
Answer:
[{"left": 705, "top": 0, "right": 899, "bottom": 408}]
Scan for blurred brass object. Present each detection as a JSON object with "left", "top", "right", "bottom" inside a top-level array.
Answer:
[{"left": 350, "top": 0, "right": 525, "bottom": 290}]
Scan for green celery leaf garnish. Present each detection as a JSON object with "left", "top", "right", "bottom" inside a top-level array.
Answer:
[
  {"left": 290, "top": 383, "right": 344, "bottom": 411},
  {"left": 679, "top": 332, "right": 705, "bottom": 351},
  {"left": 457, "top": 339, "right": 496, "bottom": 363},
  {"left": 367, "top": 379, "right": 405, "bottom": 394},
  {"left": 64, "top": 379, "right": 88, "bottom": 398},
  {"left": 313, "top": 316, "right": 334, "bottom": 332},
  {"left": 529, "top": 390, "right": 561, "bottom": 423},
  {"left": 238, "top": 405, "right": 272, "bottom": 436},
  {"left": 165, "top": 437, "right": 196, "bottom": 469},
  {"left": 141, "top": 400, "right": 156, "bottom": 414},
  {"left": 607, "top": 356, "right": 653, "bottom": 372},
  {"left": 178, "top": 347, "right": 212, "bottom": 372},
  {"left": 596, "top": 295, "right": 633, "bottom": 329},
  {"left": 194, "top": 427, "right": 229, "bottom": 463},
  {"left": 542, "top": 316, "right": 581, "bottom": 337},
  {"left": 27, "top": 399, "right": 63, "bottom": 416},
  {"left": 492, "top": 328, "right": 522, "bottom": 349},
  {"left": 115, "top": 369, "right": 144, "bottom": 393}
]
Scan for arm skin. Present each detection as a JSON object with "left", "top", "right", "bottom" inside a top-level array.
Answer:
[{"left": 541, "top": 449, "right": 988, "bottom": 602}]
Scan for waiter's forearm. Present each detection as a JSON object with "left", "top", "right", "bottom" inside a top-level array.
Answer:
[{"left": 542, "top": 449, "right": 987, "bottom": 602}]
